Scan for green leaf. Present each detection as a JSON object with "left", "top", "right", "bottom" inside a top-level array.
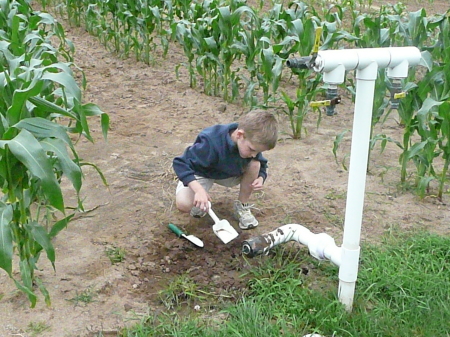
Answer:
[
  {"left": 7, "top": 129, "right": 64, "bottom": 212},
  {"left": 41, "top": 138, "right": 82, "bottom": 193},
  {"left": 14, "top": 117, "right": 74, "bottom": 151},
  {"left": 333, "top": 130, "right": 350, "bottom": 165},
  {"left": 49, "top": 213, "right": 74, "bottom": 238},
  {"left": 80, "top": 161, "right": 109, "bottom": 188},
  {"left": 406, "top": 141, "right": 428, "bottom": 160},
  {"left": 6, "top": 80, "right": 44, "bottom": 126},
  {"left": 25, "top": 221, "right": 55, "bottom": 270},
  {"left": 41, "top": 71, "right": 81, "bottom": 102},
  {"left": 419, "top": 51, "right": 434, "bottom": 71},
  {"left": 13, "top": 278, "right": 37, "bottom": 308},
  {"left": 0, "top": 202, "right": 13, "bottom": 277},
  {"left": 35, "top": 277, "right": 51, "bottom": 306},
  {"left": 28, "top": 96, "right": 77, "bottom": 120}
]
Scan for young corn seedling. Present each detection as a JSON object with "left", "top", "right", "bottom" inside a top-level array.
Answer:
[{"left": 280, "top": 72, "right": 322, "bottom": 139}]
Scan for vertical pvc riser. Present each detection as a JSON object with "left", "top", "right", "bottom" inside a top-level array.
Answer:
[{"left": 338, "top": 63, "right": 378, "bottom": 311}]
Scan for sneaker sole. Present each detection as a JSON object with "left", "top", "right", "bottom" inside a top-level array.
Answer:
[{"left": 234, "top": 214, "right": 258, "bottom": 229}]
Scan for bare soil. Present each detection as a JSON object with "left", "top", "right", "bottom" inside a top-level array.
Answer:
[{"left": 1, "top": 2, "right": 449, "bottom": 336}]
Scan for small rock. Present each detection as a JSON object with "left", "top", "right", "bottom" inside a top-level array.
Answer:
[{"left": 217, "top": 104, "right": 227, "bottom": 113}]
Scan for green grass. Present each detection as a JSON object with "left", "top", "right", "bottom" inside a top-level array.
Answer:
[
  {"left": 66, "top": 288, "right": 97, "bottom": 306},
  {"left": 121, "top": 231, "right": 450, "bottom": 337},
  {"left": 105, "top": 246, "right": 126, "bottom": 264},
  {"left": 26, "top": 321, "right": 51, "bottom": 336}
]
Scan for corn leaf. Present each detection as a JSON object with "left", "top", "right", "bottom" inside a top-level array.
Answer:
[
  {"left": 6, "top": 80, "right": 43, "bottom": 125},
  {"left": 17, "top": 261, "right": 37, "bottom": 308},
  {"left": 0, "top": 202, "right": 13, "bottom": 277},
  {"left": 82, "top": 103, "right": 109, "bottom": 141},
  {"left": 41, "top": 71, "right": 81, "bottom": 102},
  {"left": 14, "top": 117, "right": 75, "bottom": 151},
  {"left": 7, "top": 129, "right": 64, "bottom": 212},
  {"left": 49, "top": 213, "right": 74, "bottom": 238},
  {"left": 35, "top": 277, "right": 51, "bottom": 306},
  {"left": 25, "top": 221, "right": 56, "bottom": 271},
  {"left": 41, "top": 137, "right": 82, "bottom": 193},
  {"left": 28, "top": 96, "right": 77, "bottom": 119}
]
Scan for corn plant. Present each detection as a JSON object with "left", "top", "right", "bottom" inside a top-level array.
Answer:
[
  {"left": 437, "top": 101, "right": 450, "bottom": 199},
  {"left": 280, "top": 73, "right": 323, "bottom": 139},
  {"left": 258, "top": 45, "right": 283, "bottom": 104},
  {"left": 0, "top": 0, "right": 108, "bottom": 307},
  {"left": 413, "top": 98, "right": 444, "bottom": 197},
  {"left": 230, "top": 16, "right": 265, "bottom": 106},
  {"left": 215, "top": 5, "right": 257, "bottom": 101},
  {"left": 172, "top": 20, "right": 197, "bottom": 88}
]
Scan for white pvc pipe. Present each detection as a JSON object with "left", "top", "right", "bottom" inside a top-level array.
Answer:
[
  {"left": 244, "top": 46, "right": 422, "bottom": 313},
  {"left": 338, "top": 65, "right": 377, "bottom": 311},
  {"left": 314, "top": 46, "right": 421, "bottom": 311},
  {"left": 313, "top": 46, "right": 422, "bottom": 84},
  {"left": 241, "top": 224, "right": 342, "bottom": 266}
]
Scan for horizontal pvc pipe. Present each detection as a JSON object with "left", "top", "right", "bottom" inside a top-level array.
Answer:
[
  {"left": 242, "top": 224, "right": 341, "bottom": 266},
  {"left": 313, "top": 46, "right": 421, "bottom": 84}
]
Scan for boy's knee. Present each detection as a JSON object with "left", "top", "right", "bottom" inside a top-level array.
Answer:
[{"left": 176, "top": 199, "right": 191, "bottom": 213}]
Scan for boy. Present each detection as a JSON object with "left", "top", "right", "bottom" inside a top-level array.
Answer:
[{"left": 173, "top": 109, "right": 278, "bottom": 229}]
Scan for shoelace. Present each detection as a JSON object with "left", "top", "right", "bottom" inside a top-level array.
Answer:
[{"left": 241, "top": 203, "right": 260, "bottom": 213}]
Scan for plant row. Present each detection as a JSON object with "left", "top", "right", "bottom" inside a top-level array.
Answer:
[
  {"left": 47, "top": 0, "right": 450, "bottom": 198},
  {"left": 0, "top": 0, "right": 108, "bottom": 306}
]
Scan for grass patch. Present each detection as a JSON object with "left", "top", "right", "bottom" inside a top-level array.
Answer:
[
  {"left": 67, "top": 288, "right": 97, "bottom": 306},
  {"left": 26, "top": 321, "right": 51, "bottom": 336},
  {"left": 121, "top": 231, "right": 450, "bottom": 337},
  {"left": 105, "top": 246, "right": 126, "bottom": 264}
]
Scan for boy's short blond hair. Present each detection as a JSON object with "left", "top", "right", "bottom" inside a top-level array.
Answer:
[{"left": 238, "top": 109, "right": 278, "bottom": 150}]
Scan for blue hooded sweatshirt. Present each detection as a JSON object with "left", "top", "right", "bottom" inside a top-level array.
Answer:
[{"left": 173, "top": 123, "right": 268, "bottom": 186}]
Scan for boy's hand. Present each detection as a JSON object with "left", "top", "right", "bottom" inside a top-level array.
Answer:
[
  {"left": 193, "top": 190, "right": 211, "bottom": 212},
  {"left": 188, "top": 180, "right": 211, "bottom": 211},
  {"left": 251, "top": 176, "right": 264, "bottom": 191}
]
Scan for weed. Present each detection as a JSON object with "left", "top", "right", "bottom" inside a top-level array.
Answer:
[
  {"left": 325, "top": 189, "right": 346, "bottom": 200},
  {"left": 27, "top": 321, "right": 51, "bottom": 336},
  {"left": 105, "top": 246, "right": 126, "bottom": 264},
  {"left": 67, "top": 288, "right": 97, "bottom": 306},
  {"left": 159, "top": 274, "right": 206, "bottom": 309}
]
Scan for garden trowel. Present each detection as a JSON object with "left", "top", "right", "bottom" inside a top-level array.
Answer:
[
  {"left": 168, "top": 223, "right": 204, "bottom": 247},
  {"left": 207, "top": 202, "right": 239, "bottom": 244}
]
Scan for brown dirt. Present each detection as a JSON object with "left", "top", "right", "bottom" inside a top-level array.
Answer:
[{"left": 1, "top": 1, "right": 449, "bottom": 336}]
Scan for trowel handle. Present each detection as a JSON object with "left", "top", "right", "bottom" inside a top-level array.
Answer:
[
  {"left": 207, "top": 202, "right": 220, "bottom": 223},
  {"left": 168, "top": 223, "right": 184, "bottom": 237}
]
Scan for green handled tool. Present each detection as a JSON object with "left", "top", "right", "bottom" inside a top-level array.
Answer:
[{"left": 168, "top": 224, "right": 204, "bottom": 248}]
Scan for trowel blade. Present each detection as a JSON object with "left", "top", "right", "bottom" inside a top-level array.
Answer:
[{"left": 182, "top": 234, "right": 204, "bottom": 247}]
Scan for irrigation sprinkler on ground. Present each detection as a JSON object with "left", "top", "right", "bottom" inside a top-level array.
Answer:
[{"left": 243, "top": 45, "right": 422, "bottom": 312}]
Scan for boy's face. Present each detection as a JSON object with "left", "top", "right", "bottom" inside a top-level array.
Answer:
[{"left": 235, "top": 130, "right": 268, "bottom": 158}]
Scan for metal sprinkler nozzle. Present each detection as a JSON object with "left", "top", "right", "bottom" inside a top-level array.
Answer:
[
  {"left": 286, "top": 27, "right": 323, "bottom": 70},
  {"left": 389, "top": 78, "right": 405, "bottom": 109},
  {"left": 325, "top": 85, "right": 338, "bottom": 116},
  {"left": 286, "top": 56, "right": 313, "bottom": 69}
]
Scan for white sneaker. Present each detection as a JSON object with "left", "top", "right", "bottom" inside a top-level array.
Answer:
[
  {"left": 233, "top": 200, "right": 259, "bottom": 229},
  {"left": 190, "top": 206, "right": 206, "bottom": 218}
]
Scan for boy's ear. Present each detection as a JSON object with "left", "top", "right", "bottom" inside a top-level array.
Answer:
[{"left": 236, "top": 129, "right": 245, "bottom": 139}]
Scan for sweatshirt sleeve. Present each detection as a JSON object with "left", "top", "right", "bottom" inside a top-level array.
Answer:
[
  {"left": 256, "top": 153, "right": 269, "bottom": 182},
  {"left": 173, "top": 133, "right": 217, "bottom": 186}
]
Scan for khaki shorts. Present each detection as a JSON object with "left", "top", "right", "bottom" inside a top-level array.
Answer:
[{"left": 176, "top": 175, "right": 241, "bottom": 195}]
